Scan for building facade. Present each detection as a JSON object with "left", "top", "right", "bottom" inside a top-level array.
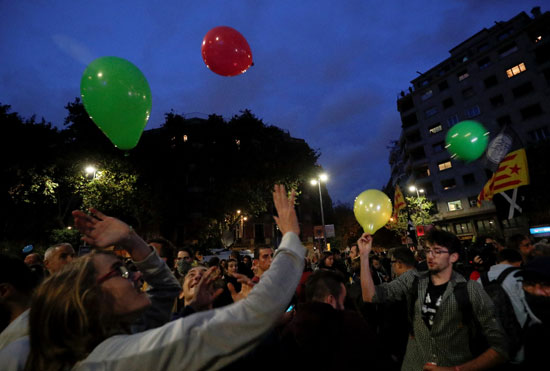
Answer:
[{"left": 390, "top": 7, "right": 550, "bottom": 240}]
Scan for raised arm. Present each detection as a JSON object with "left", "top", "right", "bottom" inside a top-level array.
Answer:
[
  {"left": 72, "top": 208, "right": 151, "bottom": 261},
  {"left": 358, "top": 233, "right": 376, "bottom": 302}
]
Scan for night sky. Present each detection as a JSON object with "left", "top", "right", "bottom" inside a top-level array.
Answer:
[{"left": 0, "top": 1, "right": 543, "bottom": 204}]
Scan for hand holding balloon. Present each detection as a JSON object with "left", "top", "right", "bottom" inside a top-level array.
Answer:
[{"left": 353, "top": 189, "right": 392, "bottom": 234}]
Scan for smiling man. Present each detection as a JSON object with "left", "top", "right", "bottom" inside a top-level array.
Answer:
[{"left": 359, "top": 229, "right": 508, "bottom": 371}]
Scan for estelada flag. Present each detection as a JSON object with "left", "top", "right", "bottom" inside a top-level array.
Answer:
[
  {"left": 477, "top": 148, "right": 529, "bottom": 206},
  {"left": 393, "top": 184, "right": 406, "bottom": 219}
]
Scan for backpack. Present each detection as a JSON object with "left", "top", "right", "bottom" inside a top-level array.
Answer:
[{"left": 477, "top": 267, "right": 524, "bottom": 358}]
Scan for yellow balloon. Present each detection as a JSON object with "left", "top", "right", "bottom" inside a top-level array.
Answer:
[{"left": 353, "top": 189, "right": 393, "bottom": 234}]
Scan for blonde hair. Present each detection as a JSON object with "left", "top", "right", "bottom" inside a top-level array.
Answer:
[{"left": 25, "top": 250, "right": 121, "bottom": 371}]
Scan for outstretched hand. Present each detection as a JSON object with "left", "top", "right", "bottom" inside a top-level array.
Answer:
[
  {"left": 72, "top": 208, "right": 132, "bottom": 249},
  {"left": 357, "top": 233, "right": 373, "bottom": 257},
  {"left": 189, "top": 266, "right": 224, "bottom": 311},
  {"left": 272, "top": 184, "right": 300, "bottom": 236},
  {"left": 227, "top": 273, "right": 255, "bottom": 302}
]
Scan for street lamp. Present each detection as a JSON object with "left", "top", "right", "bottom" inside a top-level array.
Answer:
[
  {"left": 408, "top": 185, "right": 425, "bottom": 198},
  {"left": 85, "top": 165, "right": 97, "bottom": 180},
  {"left": 310, "top": 173, "right": 328, "bottom": 250}
]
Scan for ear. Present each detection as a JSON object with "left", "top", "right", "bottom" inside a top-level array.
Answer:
[
  {"left": 0, "top": 283, "right": 15, "bottom": 299},
  {"left": 323, "top": 294, "right": 336, "bottom": 309},
  {"left": 450, "top": 252, "right": 459, "bottom": 264}
]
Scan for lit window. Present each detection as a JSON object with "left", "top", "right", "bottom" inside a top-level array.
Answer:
[
  {"left": 183, "top": 135, "right": 188, "bottom": 142},
  {"left": 465, "top": 105, "right": 481, "bottom": 118},
  {"left": 421, "top": 90, "right": 433, "bottom": 101},
  {"left": 438, "top": 161, "right": 452, "bottom": 171},
  {"left": 446, "top": 114, "right": 460, "bottom": 127},
  {"left": 458, "top": 70, "right": 470, "bottom": 81},
  {"left": 425, "top": 107, "right": 439, "bottom": 118},
  {"left": 535, "top": 35, "right": 542, "bottom": 43},
  {"left": 448, "top": 200, "right": 463, "bottom": 211},
  {"left": 506, "top": 63, "right": 526, "bottom": 78},
  {"left": 429, "top": 124, "right": 443, "bottom": 134}
]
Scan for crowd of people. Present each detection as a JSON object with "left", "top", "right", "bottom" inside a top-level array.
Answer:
[{"left": 1, "top": 184, "right": 549, "bottom": 370}]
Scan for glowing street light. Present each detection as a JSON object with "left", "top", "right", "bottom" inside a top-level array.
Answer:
[
  {"left": 408, "top": 185, "right": 425, "bottom": 198},
  {"left": 311, "top": 173, "right": 328, "bottom": 249}
]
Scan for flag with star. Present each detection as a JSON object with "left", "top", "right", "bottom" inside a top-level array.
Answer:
[
  {"left": 392, "top": 184, "right": 406, "bottom": 220},
  {"left": 477, "top": 148, "right": 529, "bottom": 206}
]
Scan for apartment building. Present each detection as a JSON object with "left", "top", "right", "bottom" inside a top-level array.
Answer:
[{"left": 391, "top": 7, "right": 550, "bottom": 240}]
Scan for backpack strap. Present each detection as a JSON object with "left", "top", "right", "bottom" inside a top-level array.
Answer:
[
  {"left": 495, "top": 266, "right": 520, "bottom": 285},
  {"left": 453, "top": 282, "right": 472, "bottom": 326},
  {"left": 408, "top": 275, "right": 419, "bottom": 336},
  {"left": 480, "top": 271, "right": 490, "bottom": 287}
]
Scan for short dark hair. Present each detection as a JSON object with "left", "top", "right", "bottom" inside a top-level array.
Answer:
[
  {"left": 507, "top": 234, "right": 528, "bottom": 251},
  {"left": 148, "top": 237, "right": 176, "bottom": 268},
  {"left": 305, "top": 270, "right": 345, "bottom": 303},
  {"left": 0, "top": 254, "right": 38, "bottom": 295},
  {"left": 390, "top": 247, "right": 416, "bottom": 267},
  {"left": 425, "top": 229, "right": 462, "bottom": 255},
  {"left": 496, "top": 249, "right": 522, "bottom": 264},
  {"left": 254, "top": 246, "right": 273, "bottom": 259}
]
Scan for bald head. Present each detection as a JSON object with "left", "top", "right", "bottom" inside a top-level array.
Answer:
[{"left": 44, "top": 243, "right": 76, "bottom": 274}]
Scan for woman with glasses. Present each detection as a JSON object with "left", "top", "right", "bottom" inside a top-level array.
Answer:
[{"left": 2, "top": 185, "right": 304, "bottom": 371}]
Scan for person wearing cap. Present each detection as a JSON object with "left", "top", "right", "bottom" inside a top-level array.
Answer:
[{"left": 517, "top": 256, "right": 550, "bottom": 368}]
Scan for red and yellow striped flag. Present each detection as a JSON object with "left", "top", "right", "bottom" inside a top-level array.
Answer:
[
  {"left": 477, "top": 148, "right": 529, "bottom": 206},
  {"left": 392, "top": 184, "right": 406, "bottom": 219}
]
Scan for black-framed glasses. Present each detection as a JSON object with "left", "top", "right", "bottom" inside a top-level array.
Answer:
[
  {"left": 425, "top": 249, "right": 450, "bottom": 256},
  {"left": 97, "top": 263, "right": 132, "bottom": 284}
]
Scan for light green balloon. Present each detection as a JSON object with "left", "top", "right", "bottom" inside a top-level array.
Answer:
[
  {"left": 80, "top": 57, "right": 152, "bottom": 150},
  {"left": 353, "top": 189, "right": 393, "bottom": 234}
]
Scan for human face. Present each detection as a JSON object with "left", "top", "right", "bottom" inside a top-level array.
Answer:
[
  {"left": 425, "top": 243, "right": 455, "bottom": 274},
  {"left": 93, "top": 254, "right": 150, "bottom": 316},
  {"left": 324, "top": 255, "right": 334, "bottom": 268},
  {"left": 243, "top": 256, "right": 251, "bottom": 266},
  {"left": 227, "top": 261, "right": 238, "bottom": 275},
  {"left": 255, "top": 248, "right": 273, "bottom": 273},
  {"left": 24, "top": 253, "right": 40, "bottom": 266},
  {"left": 371, "top": 259, "right": 381, "bottom": 270},
  {"left": 46, "top": 245, "right": 76, "bottom": 273},
  {"left": 349, "top": 246, "right": 359, "bottom": 260},
  {"left": 175, "top": 250, "right": 192, "bottom": 267},
  {"left": 195, "top": 251, "right": 203, "bottom": 261},
  {"left": 519, "top": 238, "right": 534, "bottom": 259},
  {"left": 183, "top": 266, "right": 208, "bottom": 303}
]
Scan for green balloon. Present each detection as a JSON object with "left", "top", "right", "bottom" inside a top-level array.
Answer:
[
  {"left": 445, "top": 120, "right": 489, "bottom": 162},
  {"left": 80, "top": 57, "right": 152, "bottom": 150}
]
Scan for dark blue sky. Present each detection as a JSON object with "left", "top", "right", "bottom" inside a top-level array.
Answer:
[{"left": 0, "top": 1, "right": 542, "bottom": 204}]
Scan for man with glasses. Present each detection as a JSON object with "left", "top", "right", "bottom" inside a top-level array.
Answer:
[
  {"left": 359, "top": 229, "right": 507, "bottom": 371},
  {"left": 507, "top": 234, "right": 534, "bottom": 264}
]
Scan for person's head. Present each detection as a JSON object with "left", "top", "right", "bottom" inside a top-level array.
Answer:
[
  {"left": 533, "top": 240, "right": 550, "bottom": 257},
  {"left": 24, "top": 253, "right": 42, "bottom": 266},
  {"left": 424, "top": 229, "right": 461, "bottom": 274},
  {"left": 208, "top": 257, "right": 220, "bottom": 268},
  {"left": 182, "top": 266, "right": 208, "bottom": 305},
  {"left": 194, "top": 250, "right": 204, "bottom": 262},
  {"left": 253, "top": 247, "right": 273, "bottom": 276},
  {"left": 175, "top": 248, "right": 193, "bottom": 266},
  {"left": 26, "top": 250, "right": 148, "bottom": 371},
  {"left": 220, "top": 259, "right": 228, "bottom": 269},
  {"left": 44, "top": 243, "right": 76, "bottom": 274},
  {"left": 305, "top": 270, "right": 346, "bottom": 310},
  {"left": 0, "top": 254, "right": 38, "bottom": 331},
  {"left": 389, "top": 247, "right": 416, "bottom": 277},
  {"left": 517, "top": 257, "right": 550, "bottom": 323},
  {"left": 331, "top": 248, "right": 342, "bottom": 261},
  {"left": 507, "top": 234, "right": 534, "bottom": 261},
  {"left": 242, "top": 255, "right": 252, "bottom": 267},
  {"left": 320, "top": 251, "right": 334, "bottom": 268},
  {"left": 349, "top": 244, "right": 359, "bottom": 260},
  {"left": 227, "top": 258, "right": 238, "bottom": 275},
  {"left": 370, "top": 255, "right": 382, "bottom": 270},
  {"left": 148, "top": 237, "right": 176, "bottom": 269},
  {"left": 496, "top": 248, "right": 523, "bottom": 267}
]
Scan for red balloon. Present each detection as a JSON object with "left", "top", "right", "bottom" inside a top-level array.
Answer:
[{"left": 201, "top": 26, "right": 253, "bottom": 77}]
